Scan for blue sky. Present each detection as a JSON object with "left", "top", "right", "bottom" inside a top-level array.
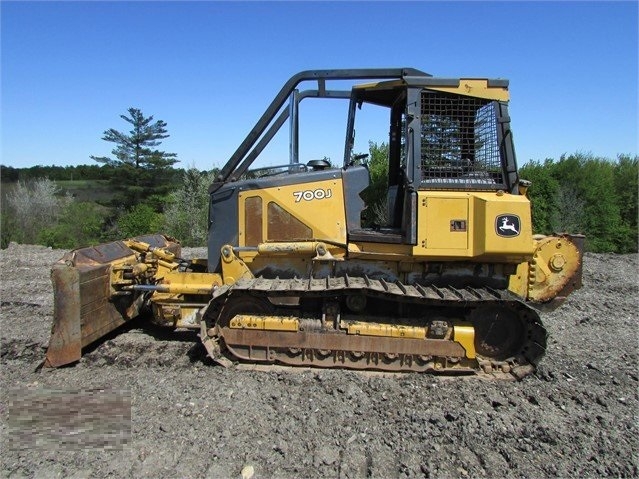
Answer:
[{"left": 2, "top": 1, "right": 637, "bottom": 172}]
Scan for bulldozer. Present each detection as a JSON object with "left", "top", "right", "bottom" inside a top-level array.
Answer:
[{"left": 45, "top": 68, "right": 584, "bottom": 378}]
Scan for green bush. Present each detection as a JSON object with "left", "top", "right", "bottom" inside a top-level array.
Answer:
[
  {"left": 519, "top": 159, "right": 559, "bottom": 234},
  {"left": 117, "top": 203, "right": 165, "bottom": 238},
  {"left": 3, "top": 178, "right": 70, "bottom": 244},
  {"left": 163, "top": 168, "right": 215, "bottom": 246},
  {"left": 38, "top": 202, "right": 107, "bottom": 249},
  {"left": 360, "top": 141, "right": 389, "bottom": 226},
  {"left": 0, "top": 209, "right": 17, "bottom": 249}
]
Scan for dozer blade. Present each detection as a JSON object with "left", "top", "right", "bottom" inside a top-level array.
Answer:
[{"left": 45, "top": 234, "right": 181, "bottom": 368}]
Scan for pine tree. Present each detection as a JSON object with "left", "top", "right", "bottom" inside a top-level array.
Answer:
[{"left": 91, "top": 108, "right": 178, "bottom": 207}]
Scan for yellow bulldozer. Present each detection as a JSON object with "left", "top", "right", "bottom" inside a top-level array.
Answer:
[{"left": 45, "top": 68, "right": 584, "bottom": 379}]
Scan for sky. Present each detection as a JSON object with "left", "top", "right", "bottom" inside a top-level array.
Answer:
[{"left": 1, "top": 1, "right": 637, "bottom": 172}]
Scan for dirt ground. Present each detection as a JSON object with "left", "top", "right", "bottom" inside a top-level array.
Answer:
[{"left": 0, "top": 243, "right": 637, "bottom": 479}]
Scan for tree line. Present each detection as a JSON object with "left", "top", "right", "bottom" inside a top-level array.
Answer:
[
  {"left": 519, "top": 153, "right": 637, "bottom": 253},
  {"left": 1, "top": 108, "right": 636, "bottom": 254},
  {"left": 1, "top": 163, "right": 188, "bottom": 186},
  {"left": 1, "top": 108, "right": 212, "bottom": 249}
]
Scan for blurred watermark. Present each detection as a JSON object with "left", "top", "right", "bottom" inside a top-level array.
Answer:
[{"left": 7, "top": 388, "right": 131, "bottom": 451}]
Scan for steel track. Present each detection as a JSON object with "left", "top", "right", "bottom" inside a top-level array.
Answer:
[{"left": 200, "top": 276, "right": 547, "bottom": 379}]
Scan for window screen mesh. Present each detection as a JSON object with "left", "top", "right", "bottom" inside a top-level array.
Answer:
[{"left": 419, "top": 91, "right": 504, "bottom": 189}]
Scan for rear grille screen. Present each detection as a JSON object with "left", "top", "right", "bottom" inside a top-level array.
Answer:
[{"left": 419, "top": 91, "right": 504, "bottom": 189}]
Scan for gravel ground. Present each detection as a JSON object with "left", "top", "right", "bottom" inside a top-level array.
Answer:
[{"left": 1, "top": 243, "right": 637, "bottom": 479}]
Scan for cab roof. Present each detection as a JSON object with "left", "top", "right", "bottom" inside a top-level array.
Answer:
[{"left": 353, "top": 77, "right": 510, "bottom": 106}]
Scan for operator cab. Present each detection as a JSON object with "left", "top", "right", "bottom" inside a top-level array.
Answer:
[{"left": 343, "top": 77, "right": 520, "bottom": 245}]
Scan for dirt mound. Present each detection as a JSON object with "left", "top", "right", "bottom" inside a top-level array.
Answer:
[{"left": 1, "top": 244, "right": 637, "bottom": 478}]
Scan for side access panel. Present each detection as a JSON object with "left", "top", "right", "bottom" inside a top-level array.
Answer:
[{"left": 413, "top": 191, "right": 535, "bottom": 261}]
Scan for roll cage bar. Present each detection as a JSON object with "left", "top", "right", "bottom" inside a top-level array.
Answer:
[{"left": 210, "top": 68, "right": 431, "bottom": 193}]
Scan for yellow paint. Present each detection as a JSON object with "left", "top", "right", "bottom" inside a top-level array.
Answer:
[
  {"left": 353, "top": 78, "right": 509, "bottom": 101},
  {"left": 420, "top": 197, "right": 469, "bottom": 250},
  {"left": 526, "top": 235, "right": 582, "bottom": 302},
  {"left": 508, "top": 235, "right": 582, "bottom": 301},
  {"left": 257, "top": 242, "right": 321, "bottom": 255},
  {"left": 124, "top": 239, "right": 178, "bottom": 262},
  {"left": 453, "top": 324, "right": 476, "bottom": 359},
  {"left": 158, "top": 271, "right": 223, "bottom": 294},
  {"left": 413, "top": 191, "right": 535, "bottom": 261},
  {"left": 508, "top": 262, "right": 529, "bottom": 298},
  {"left": 229, "top": 315, "right": 299, "bottom": 332},
  {"left": 346, "top": 242, "right": 414, "bottom": 260},
  {"left": 220, "top": 245, "right": 254, "bottom": 285},
  {"left": 342, "top": 321, "right": 426, "bottom": 339},
  {"left": 237, "top": 178, "right": 347, "bottom": 247},
  {"left": 427, "top": 79, "right": 509, "bottom": 101},
  {"left": 157, "top": 259, "right": 180, "bottom": 271}
]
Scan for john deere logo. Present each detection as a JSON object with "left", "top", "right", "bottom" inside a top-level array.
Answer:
[{"left": 496, "top": 214, "right": 520, "bottom": 237}]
